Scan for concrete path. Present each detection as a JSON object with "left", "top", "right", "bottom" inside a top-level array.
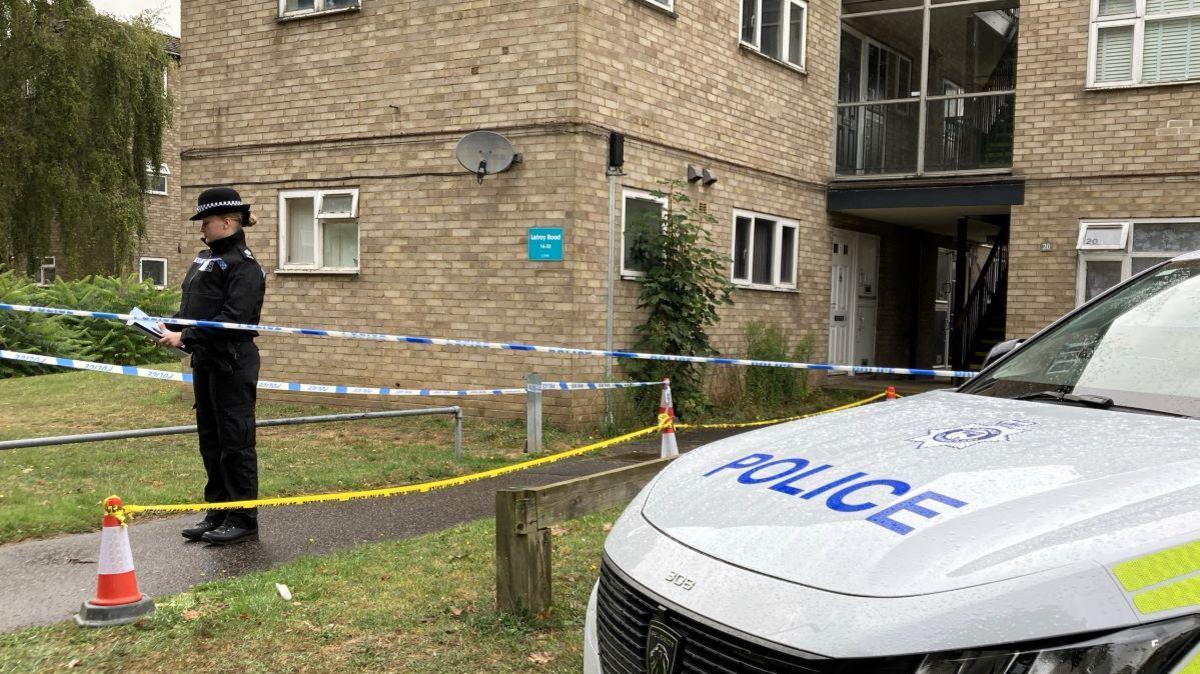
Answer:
[{"left": 0, "top": 429, "right": 734, "bottom": 632}]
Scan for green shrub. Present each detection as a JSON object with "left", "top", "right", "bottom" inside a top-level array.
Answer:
[{"left": 0, "top": 269, "right": 180, "bottom": 378}]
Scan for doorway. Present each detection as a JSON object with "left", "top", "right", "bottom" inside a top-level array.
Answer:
[{"left": 828, "top": 230, "right": 880, "bottom": 368}]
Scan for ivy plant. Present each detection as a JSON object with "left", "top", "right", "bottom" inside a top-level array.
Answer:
[{"left": 624, "top": 180, "right": 734, "bottom": 419}]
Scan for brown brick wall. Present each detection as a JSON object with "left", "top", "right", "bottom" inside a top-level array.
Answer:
[
  {"left": 179, "top": 0, "right": 582, "bottom": 152},
  {"left": 1009, "top": 175, "right": 1200, "bottom": 337},
  {"left": 576, "top": 0, "right": 838, "bottom": 182},
  {"left": 177, "top": 0, "right": 846, "bottom": 425},
  {"left": 139, "top": 56, "right": 185, "bottom": 286},
  {"left": 1009, "top": 0, "right": 1200, "bottom": 335},
  {"left": 1013, "top": 0, "right": 1200, "bottom": 179}
]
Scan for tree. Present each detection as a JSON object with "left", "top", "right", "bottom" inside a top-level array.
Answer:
[
  {"left": 624, "top": 180, "right": 734, "bottom": 419},
  {"left": 0, "top": 0, "right": 171, "bottom": 276}
]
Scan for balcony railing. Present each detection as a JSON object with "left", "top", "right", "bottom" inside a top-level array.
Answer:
[{"left": 836, "top": 92, "right": 1014, "bottom": 177}]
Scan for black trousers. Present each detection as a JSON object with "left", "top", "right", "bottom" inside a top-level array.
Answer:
[{"left": 192, "top": 341, "right": 260, "bottom": 527}]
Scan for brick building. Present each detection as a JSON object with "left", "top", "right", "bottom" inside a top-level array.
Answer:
[{"left": 175, "top": 0, "right": 1199, "bottom": 422}]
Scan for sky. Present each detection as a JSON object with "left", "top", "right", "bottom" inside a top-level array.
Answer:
[{"left": 90, "top": 0, "right": 180, "bottom": 37}]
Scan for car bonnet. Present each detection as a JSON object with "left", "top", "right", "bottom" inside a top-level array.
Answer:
[{"left": 641, "top": 389, "right": 1200, "bottom": 597}]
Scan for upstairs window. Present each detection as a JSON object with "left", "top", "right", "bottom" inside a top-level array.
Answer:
[
  {"left": 731, "top": 210, "right": 798, "bottom": 290},
  {"left": 279, "top": 188, "right": 360, "bottom": 272},
  {"left": 280, "top": 0, "right": 359, "bottom": 19},
  {"left": 741, "top": 0, "right": 808, "bottom": 70},
  {"left": 1090, "top": 0, "right": 1200, "bottom": 87}
]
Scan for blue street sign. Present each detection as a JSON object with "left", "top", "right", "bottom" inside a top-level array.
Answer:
[{"left": 528, "top": 227, "right": 564, "bottom": 261}]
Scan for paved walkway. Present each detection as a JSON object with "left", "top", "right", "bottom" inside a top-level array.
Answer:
[{"left": 0, "top": 428, "right": 734, "bottom": 632}]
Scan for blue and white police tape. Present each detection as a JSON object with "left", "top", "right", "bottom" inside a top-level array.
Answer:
[
  {"left": 0, "top": 350, "right": 660, "bottom": 397},
  {"left": 0, "top": 303, "right": 978, "bottom": 378}
]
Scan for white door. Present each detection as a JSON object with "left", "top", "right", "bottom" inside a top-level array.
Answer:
[
  {"left": 829, "top": 233, "right": 854, "bottom": 365},
  {"left": 853, "top": 234, "right": 879, "bottom": 366}
]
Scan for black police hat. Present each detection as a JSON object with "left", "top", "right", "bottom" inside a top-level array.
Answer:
[{"left": 190, "top": 187, "right": 253, "bottom": 224}]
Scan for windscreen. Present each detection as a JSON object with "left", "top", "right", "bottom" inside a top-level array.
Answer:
[{"left": 963, "top": 259, "right": 1200, "bottom": 418}]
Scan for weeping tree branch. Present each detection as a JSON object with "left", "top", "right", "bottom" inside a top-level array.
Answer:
[{"left": 0, "top": 0, "right": 172, "bottom": 276}]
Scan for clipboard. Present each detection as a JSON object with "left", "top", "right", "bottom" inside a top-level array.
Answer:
[{"left": 127, "top": 307, "right": 191, "bottom": 357}]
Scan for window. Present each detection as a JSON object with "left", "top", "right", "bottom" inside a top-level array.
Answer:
[
  {"left": 279, "top": 0, "right": 359, "bottom": 18},
  {"left": 731, "top": 210, "right": 799, "bottom": 289},
  {"left": 38, "top": 257, "right": 55, "bottom": 285},
  {"left": 1077, "top": 219, "right": 1200, "bottom": 303},
  {"left": 139, "top": 258, "right": 167, "bottom": 288},
  {"left": 145, "top": 164, "right": 169, "bottom": 196},
  {"left": 621, "top": 189, "right": 667, "bottom": 276},
  {"left": 279, "top": 188, "right": 360, "bottom": 272},
  {"left": 741, "top": 0, "right": 808, "bottom": 69},
  {"left": 1089, "top": 0, "right": 1200, "bottom": 86},
  {"left": 643, "top": 0, "right": 674, "bottom": 9}
]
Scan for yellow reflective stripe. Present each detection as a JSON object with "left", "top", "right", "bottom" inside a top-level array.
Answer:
[
  {"left": 1114, "top": 540, "right": 1200, "bottom": 591},
  {"left": 1134, "top": 576, "right": 1200, "bottom": 614},
  {"left": 1178, "top": 652, "right": 1200, "bottom": 674}
]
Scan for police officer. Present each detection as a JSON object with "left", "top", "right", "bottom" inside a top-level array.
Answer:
[{"left": 158, "top": 187, "right": 266, "bottom": 546}]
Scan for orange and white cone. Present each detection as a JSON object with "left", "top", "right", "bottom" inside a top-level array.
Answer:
[
  {"left": 75, "top": 496, "right": 154, "bottom": 627},
  {"left": 659, "top": 379, "right": 679, "bottom": 459},
  {"left": 886, "top": 386, "right": 898, "bottom": 400}
]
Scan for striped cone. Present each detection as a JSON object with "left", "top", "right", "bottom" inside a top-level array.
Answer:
[
  {"left": 659, "top": 379, "right": 679, "bottom": 459},
  {"left": 75, "top": 496, "right": 154, "bottom": 628}
]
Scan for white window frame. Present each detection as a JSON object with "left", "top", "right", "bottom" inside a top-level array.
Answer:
[
  {"left": 139, "top": 257, "right": 168, "bottom": 288},
  {"left": 1076, "top": 220, "right": 1130, "bottom": 250},
  {"left": 740, "top": 0, "right": 809, "bottom": 72},
  {"left": 145, "top": 164, "right": 169, "bottom": 196},
  {"left": 278, "top": 188, "right": 361, "bottom": 273},
  {"left": 642, "top": 0, "right": 674, "bottom": 10},
  {"left": 1076, "top": 218, "right": 1200, "bottom": 304},
  {"left": 730, "top": 209, "right": 800, "bottom": 291},
  {"left": 1087, "top": 0, "right": 1200, "bottom": 88},
  {"left": 38, "top": 257, "right": 55, "bottom": 285},
  {"left": 278, "top": 0, "right": 360, "bottom": 19},
  {"left": 620, "top": 188, "right": 668, "bottom": 278}
]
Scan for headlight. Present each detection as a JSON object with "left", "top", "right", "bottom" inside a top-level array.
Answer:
[{"left": 915, "top": 615, "right": 1200, "bottom": 674}]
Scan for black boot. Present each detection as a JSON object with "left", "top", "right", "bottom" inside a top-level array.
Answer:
[
  {"left": 181, "top": 515, "right": 225, "bottom": 541},
  {"left": 201, "top": 522, "right": 259, "bottom": 546}
]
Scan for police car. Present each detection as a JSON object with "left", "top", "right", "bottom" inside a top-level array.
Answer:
[{"left": 584, "top": 250, "right": 1200, "bottom": 673}]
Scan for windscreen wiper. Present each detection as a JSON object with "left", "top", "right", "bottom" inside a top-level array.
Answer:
[{"left": 1012, "top": 390, "right": 1115, "bottom": 408}]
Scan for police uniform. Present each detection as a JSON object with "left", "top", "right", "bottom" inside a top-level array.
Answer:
[{"left": 175, "top": 188, "right": 266, "bottom": 545}]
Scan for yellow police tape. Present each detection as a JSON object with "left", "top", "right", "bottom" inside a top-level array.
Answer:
[
  {"left": 675, "top": 391, "right": 889, "bottom": 431},
  {"left": 115, "top": 389, "right": 894, "bottom": 519}
]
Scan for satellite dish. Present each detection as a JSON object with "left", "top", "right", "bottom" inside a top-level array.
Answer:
[{"left": 455, "top": 131, "right": 519, "bottom": 184}]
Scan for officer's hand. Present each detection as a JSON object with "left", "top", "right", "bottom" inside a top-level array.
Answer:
[{"left": 157, "top": 324, "right": 184, "bottom": 349}]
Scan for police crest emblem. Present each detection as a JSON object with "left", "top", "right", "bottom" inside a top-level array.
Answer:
[
  {"left": 911, "top": 420, "right": 1036, "bottom": 450},
  {"left": 645, "top": 619, "right": 681, "bottom": 674}
]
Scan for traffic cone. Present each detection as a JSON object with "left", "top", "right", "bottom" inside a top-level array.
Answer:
[
  {"left": 886, "top": 386, "right": 898, "bottom": 400},
  {"left": 659, "top": 379, "right": 679, "bottom": 459},
  {"left": 75, "top": 496, "right": 154, "bottom": 628}
]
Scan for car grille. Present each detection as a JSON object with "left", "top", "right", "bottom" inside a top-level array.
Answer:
[{"left": 596, "top": 560, "right": 925, "bottom": 674}]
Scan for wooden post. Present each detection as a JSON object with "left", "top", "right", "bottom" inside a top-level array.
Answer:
[
  {"left": 495, "top": 457, "right": 676, "bottom": 615},
  {"left": 495, "top": 489, "right": 552, "bottom": 615}
]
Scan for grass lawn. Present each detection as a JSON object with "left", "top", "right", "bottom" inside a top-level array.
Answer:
[
  {"left": 0, "top": 367, "right": 596, "bottom": 544},
  {"left": 0, "top": 508, "right": 617, "bottom": 673}
]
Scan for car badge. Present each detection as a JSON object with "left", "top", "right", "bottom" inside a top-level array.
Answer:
[
  {"left": 645, "top": 618, "right": 682, "bottom": 674},
  {"left": 911, "top": 420, "right": 1036, "bottom": 450}
]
